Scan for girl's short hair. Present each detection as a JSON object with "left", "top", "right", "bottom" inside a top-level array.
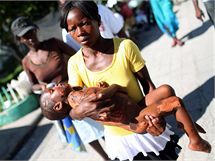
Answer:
[{"left": 60, "top": 0, "right": 100, "bottom": 31}]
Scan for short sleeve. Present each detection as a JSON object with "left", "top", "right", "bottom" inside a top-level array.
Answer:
[
  {"left": 67, "top": 56, "right": 84, "bottom": 87},
  {"left": 123, "top": 39, "right": 145, "bottom": 72}
]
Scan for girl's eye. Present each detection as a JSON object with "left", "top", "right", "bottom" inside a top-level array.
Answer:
[
  {"left": 68, "top": 21, "right": 89, "bottom": 33},
  {"left": 80, "top": 21, "right": 89, "bottom": 27},
  {"left": 68, "top": 27, "right": 76, "bottom": 33}
]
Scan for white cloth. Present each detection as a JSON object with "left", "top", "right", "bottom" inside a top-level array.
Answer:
[
  {"left": 105, "top": 125, "right": 174, "bottom": 161},
  {"left": 114, "top": 12, "right": 125, "bottom": 28},
  {"left": 62, "top": 29, "right": 81, "bottom": 51},
  {"left": 72, "top": 117, "right": 104, "bottom": 144},
  {"left": 98, "top": 4, "right": 124, "bottom": 38},
  {"left": 53, "top": 120, "right": 68, "bottom": 144},
  {"left": 202, "top": 0, "right": 213, "bottom": 2}
]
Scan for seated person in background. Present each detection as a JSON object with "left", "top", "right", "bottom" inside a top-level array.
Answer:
[{"left": 40, "top": 82, "right": 211, "bottom": 153}]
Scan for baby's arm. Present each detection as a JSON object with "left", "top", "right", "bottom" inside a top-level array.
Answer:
[{"left": 99, "top": 83, "right": 127, "bottom": 100}]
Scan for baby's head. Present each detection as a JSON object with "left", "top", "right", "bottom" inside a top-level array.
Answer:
[{"left": 40, "top": 83, "right": 72, "bottom": 120}]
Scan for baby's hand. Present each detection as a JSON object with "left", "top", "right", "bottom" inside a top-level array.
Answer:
[{"left": 97, "top": 81, "right": 109, "bottom": 88}]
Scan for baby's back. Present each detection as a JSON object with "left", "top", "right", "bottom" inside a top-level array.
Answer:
[{"left": 68, "top": 86, "right": 142, "bottom": 123}]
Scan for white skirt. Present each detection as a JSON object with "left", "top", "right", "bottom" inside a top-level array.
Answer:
[
  {"left": 105, "top": 125, "right": 174, "bottom": 161},
  {"left": 72, "top": 117, "right": 104, "bottom": 144}
]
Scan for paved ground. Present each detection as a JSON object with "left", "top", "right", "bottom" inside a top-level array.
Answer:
[{"left": 0, "top": 1, "right": 214, "bottom": 161}]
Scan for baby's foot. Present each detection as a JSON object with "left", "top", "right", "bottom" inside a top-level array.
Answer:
[{"left": 188, "top": 139, "right": 211, "bottom": 153}]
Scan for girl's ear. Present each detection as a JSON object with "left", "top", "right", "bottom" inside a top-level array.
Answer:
[{"left": 53, "top": 102, "right": 63, "bottom": 111}]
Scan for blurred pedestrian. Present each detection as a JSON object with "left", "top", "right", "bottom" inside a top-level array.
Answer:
[
  {"left": 192, "top": 0, "right": 214, "bottom": 26},
  {"left": 150, "top": 0, "right": 184, "bottom": 47}
]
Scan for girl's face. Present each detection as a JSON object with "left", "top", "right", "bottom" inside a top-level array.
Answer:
[{"left": 66, "top": 8, "right": 100, "bottom": 47}]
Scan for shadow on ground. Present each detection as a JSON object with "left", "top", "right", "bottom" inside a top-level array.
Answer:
[
  {"left": 0, "top": 123, "right": 52, "bottom": 160},
  {"left": 134, "top": 25, "right": 163, "bottom": 50},
  {"left": 166, "top": 76, "right": 214, "bottom": 136},
  {"left": 181, "top": 20, "right": 213, "bottom": 41},
  {"left": 13, "top": 123, "right": 53, "bottom": 160}
]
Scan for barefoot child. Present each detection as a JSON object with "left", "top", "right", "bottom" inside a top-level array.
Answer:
[{"left": 40, "top": 82, "right": 211, "bottom": 153}]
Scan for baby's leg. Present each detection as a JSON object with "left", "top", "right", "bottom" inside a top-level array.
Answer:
[
  {"left": 131, "top": 96, "right": 179, "bottom": 134},
  {"left": 158, "top": 97, "right": 211, "bottom": 153},
  {"left": 145, "top": 84, "right": 175, "bottom": 106},
  {"left": 145, "top": 87, "right": 211, "bottom": 153},
  {"left": 128, "top": 85, "right": 174, "bottom": 133},
  {"left": 173, "top": 98, "right": 211, "bottom": 153}
]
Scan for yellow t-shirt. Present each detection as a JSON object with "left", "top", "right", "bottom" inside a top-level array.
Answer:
[{"left": 68, "top": 38, "right": 145, "bottom": 136}]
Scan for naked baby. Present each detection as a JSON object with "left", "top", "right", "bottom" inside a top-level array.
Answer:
[{"left": 40, "top": 82, "right": 211, "bottom": 153}]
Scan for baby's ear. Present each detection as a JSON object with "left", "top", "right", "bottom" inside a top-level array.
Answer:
[{"left": 53, "top": 102, "right": 63, "bottom": 111}]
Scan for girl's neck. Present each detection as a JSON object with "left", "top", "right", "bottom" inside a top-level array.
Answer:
[{"left": 83, "top": 37, "right": 113, "bottom": 56}]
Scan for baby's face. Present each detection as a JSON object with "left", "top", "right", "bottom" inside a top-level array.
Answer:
[{"left": 47, "top": 83, "right": 71, "bottom": 102}]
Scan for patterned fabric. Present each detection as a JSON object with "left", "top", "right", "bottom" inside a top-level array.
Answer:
[{"left": 62, "top": 116, "right": 86, "bottom": 152}]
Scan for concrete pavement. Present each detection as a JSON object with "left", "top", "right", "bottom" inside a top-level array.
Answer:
[
  {"left": 0, "top": 107, "right": 43, "bottom": 160},
  {"left": 138, "top": 1, "right": 215, "bottom": 160},
  {"left": 0, "top": 0, "right": 214, "bottom": 160}
]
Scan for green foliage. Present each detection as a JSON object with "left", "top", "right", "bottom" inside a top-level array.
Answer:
[{"left": 0, "top": 65, "right": 23, "bottom": 86}]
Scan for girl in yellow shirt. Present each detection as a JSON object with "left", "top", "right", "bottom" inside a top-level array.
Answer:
[{"left": 60, "top": 1, "right": 181, "bottom": 160}]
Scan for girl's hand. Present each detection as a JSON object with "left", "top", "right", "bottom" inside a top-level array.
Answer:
[
  {"left": 70, "top": 93, "right": 115, "bottom": 120},
  {"left": 145, "top": 115, "right": 166, "bottom": 136}
]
